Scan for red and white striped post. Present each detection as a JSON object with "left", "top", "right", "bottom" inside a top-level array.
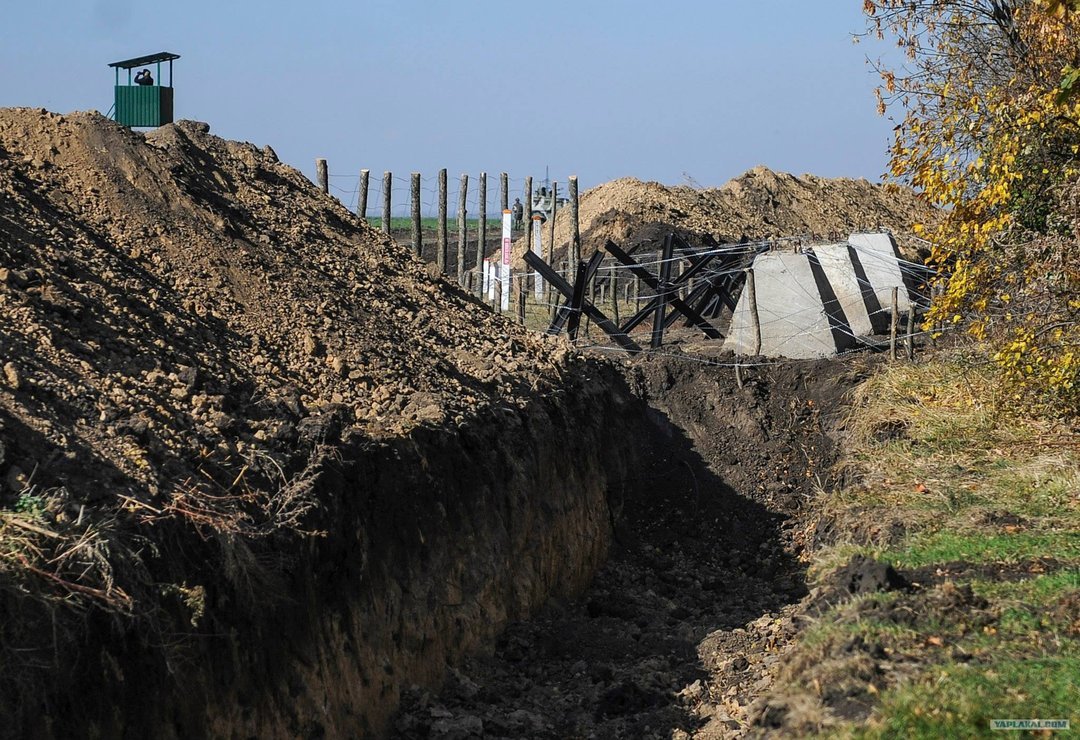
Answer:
[{"left": 501, "top": 209, "right": 512, "bottom": 312}]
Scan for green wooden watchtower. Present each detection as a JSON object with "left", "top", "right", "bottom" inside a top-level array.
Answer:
[{"left": 108, "top": 52, "right": 180, "bottom": 128}]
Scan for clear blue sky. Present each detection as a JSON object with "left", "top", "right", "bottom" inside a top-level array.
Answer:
[{"left": 2, "top": 1, "right": 897, "bottom": 211}]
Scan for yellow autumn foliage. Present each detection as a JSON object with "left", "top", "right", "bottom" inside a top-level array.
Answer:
[{"left": 865, "top": 0, "right": 1080, "bottom": 415}]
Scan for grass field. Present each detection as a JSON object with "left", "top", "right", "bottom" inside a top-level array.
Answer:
[{"left": 788, "top": 353, "right": 1080, "bottom": 737}]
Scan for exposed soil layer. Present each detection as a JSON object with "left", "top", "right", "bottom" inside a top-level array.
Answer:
[
  {"left": 904, "top": 556, "right": 1068, "bottom": 586},
  {"left": 750, "top": 579, "right": 999, "bottom": 735},
  {"left": 393, "top": 355, "right": 866, "bottom": 738}
]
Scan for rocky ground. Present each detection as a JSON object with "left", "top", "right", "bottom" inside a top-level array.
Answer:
[
  {"left": 0, "top": 107, "right": 578, "bottom": 537},
  {"left": 389, "top": 349, "right": 1080, "bottom": 739}
]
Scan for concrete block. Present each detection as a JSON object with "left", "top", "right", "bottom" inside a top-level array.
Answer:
[
  {"left": 847, "top": 233, "right": 910, "bottom": 329},
  {"left": 724, "top": 250, "right": 857, "bottom": 359},
  {"left": 813, "top": 243, "right": 874, "bottom": 338}
]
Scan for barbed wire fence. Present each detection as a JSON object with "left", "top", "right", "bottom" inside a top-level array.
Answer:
[{"left": 315, "top": 160, "right": 946, "bottom": 369}]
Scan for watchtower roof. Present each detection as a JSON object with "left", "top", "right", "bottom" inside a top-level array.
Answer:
[{"left": 108, "top": 52, "right": 181, "bottom": 69}]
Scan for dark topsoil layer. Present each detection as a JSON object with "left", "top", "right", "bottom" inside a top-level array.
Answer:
[{"left": 393, "top": 354, "right": 869, "bottom": 739}]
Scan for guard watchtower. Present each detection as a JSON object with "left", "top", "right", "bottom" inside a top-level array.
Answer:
[{"left": 108, "top": 52, "right": 180, "bottom": 128}]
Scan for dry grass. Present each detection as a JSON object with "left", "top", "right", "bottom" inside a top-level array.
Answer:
[
  {"left": 764, "top": 351, "right": 1080, "bottom": 737},
  {"left": 0, "top": 434, "right": 333, "bottom": 718},
  {"left": 831, "top": 350, "right": 1078, "bottom": 527}
]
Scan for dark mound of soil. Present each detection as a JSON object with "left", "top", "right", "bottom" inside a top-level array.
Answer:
[
  {"left": 0, "top": 108, "right": 585, "bottom": 736},
  {"left": 822, "top": 555, "right": 912, "bottom": 599}
]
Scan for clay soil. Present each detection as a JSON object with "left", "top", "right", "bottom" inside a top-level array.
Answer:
[{"left": 0, "top": 108, "right": 584, "bottom": 736}]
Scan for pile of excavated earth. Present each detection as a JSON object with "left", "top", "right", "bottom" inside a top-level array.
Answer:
[
  {"left": 514, "top": 169, "right": 935, "bottom": 265},
  {"left": 0, "top": 107, "right": 580, "bottom": 527},
  {"left": 0, "top": 107, "right": 934, "bottom": 739},
  {"left": 0, "top": 108, "right": 579, "bottom": 735}
]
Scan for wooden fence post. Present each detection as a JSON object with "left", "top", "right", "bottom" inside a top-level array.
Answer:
[
  {"left": 476, "top": 172, "right": 487, "bottom": 294},
  {"left": 382, "top": 171, "right": 392, "bottom": 235},
  {"left": 568, "top": 175, "right": 580, "bottom": 268},
  {"left": 907, "top": 303, "right": 916, "bottom": 362},
  {"left": 457, "top": 173, "right": 469, "bottom": 285},
  {"left": 548, "top": 181, "right": 558, "bottom": 319},
  {"left": 410, "top": 172, "right": 422, "bottom": 259},
  {"left": 747, "top": 268, "right": 761, "bottom": 356},
  {"left": 524, "top": 175, "right": 533, "bottom": 228},
  {"left": 931, "top": 281, "right": 943, "bottom": 346},
  {"left": 437, "top": 168, "right": 448, "bottom": 274},
  {"left": 523, "top": 176, "right": 533, "bottom": 292},
  {"left": 316, "top": 158, "right": 328, "bottom": 194},
  {"left": 548, "top": 181, "right": 558, "bottom": 260},
  {"left": 651, "top": 234, "right": 675, "bottom": 349},
  {"left": 357, "top": 169, "right": 369, "bottom": 219},
  {"left": 890, "top": 286, "right": 899, "bottom": 361},
  {"left": 522, "top": 176, "right": 535, "bottom": 293},
  {"left": 611, "top": 267, "right": 620, "bottom": 326},
  {"left": 517, "top": 276, "right": 526, "bottom": 325}
]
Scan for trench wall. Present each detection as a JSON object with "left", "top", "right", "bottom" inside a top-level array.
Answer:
[{"left": 29, "top": 366, "right": 642, "bottom": 739}]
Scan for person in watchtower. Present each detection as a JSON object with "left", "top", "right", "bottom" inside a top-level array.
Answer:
[
  {"left": 512, "top": 198, "right": 524, "bottom": 231},
  {"left": 134, "top": 69, "right": 154, "bottom": 86}
]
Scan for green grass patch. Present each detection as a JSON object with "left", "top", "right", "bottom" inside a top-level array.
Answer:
[
  {"left": 795, "top": 592, "right": 923, "bottom": 650},
  {"left": 884, "top": 531, "right": 1080, "bottom": 569},
  {"left": 856, "top": 657, "right": 1080, "bottom": 739},
  {"left": 994, "top": 605, "right": 1060, "bottom": 637},
  {"left": 794, "top": 355, "right": 1080, "bottom": 736},
  {"left": 971, "top": 569, "right": 1080, "bottom": 604},
  {"left": 988, "top": 461, "right": 1080, "bottom": 518},
  {"left": 835, "top": 353, "right": 1078, "bottom": 524}
]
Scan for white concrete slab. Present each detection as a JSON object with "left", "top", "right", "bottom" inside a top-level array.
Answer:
[
  {"left": 847, "top": 233, "right": 911, "bottom": 327},
  {"left": 724, "top": 251, "right": 855, "bottom": 359},
  {"left": 813, "top": 243, "right": 874, "bottom": 338}
]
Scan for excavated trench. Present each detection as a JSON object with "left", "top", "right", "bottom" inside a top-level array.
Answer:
[
  {"left": 40, "top": 352, "right": 850, "bottom": 740},
  {"left": 383, "top": 354, "right": 857, "bottom": 739},
  {"left": 3, "top": 346, "right": 856, "bottom": 740}
]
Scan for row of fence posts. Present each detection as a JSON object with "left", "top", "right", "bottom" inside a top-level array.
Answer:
[
  {"left": 316, "top": 159, "right": 933, "bottom": 363},
  {"left": 314, "top": 159, "right": 584, "bottom": 323},
  {"left": 316, "top": 159, "right": 720, "bottom": 335}
]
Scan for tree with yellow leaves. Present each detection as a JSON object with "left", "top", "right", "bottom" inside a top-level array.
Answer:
[{"left": 865, "top": 0, "right": 1079, "bottom": 414}]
